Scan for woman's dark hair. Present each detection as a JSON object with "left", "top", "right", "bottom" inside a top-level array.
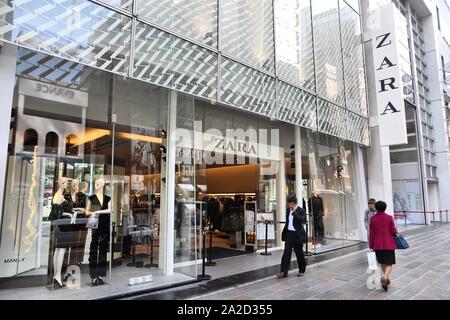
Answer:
[
  {"left": 287, "top": 197, "right": 298, "bottom": 205},
  {"left": 375, "top": 201, "right": 387, "bottom": 212}
]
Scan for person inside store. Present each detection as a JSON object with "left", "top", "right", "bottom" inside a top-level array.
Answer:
[
  {"left": 308, "top": 193, "right": 326, "bottom": 245},
  {"left": 369, "top": 201, "right": 398, "bottom": 291},
  {"left": 364, "top": 198, "right": 377, "bottom": 241},
  {"left": 277, "top": 197, "right": 307, "bottom": 278}
]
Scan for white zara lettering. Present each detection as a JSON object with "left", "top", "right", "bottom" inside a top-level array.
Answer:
[
  {"left": 371, "top": 3, "right": 407, "bottom": 146},
  {"left": 214, "top": 138, "right": 257, "bottom": 155}
]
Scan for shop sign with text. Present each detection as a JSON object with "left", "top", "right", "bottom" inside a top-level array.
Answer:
[{"left": 371, "top": 3, "right": 407, "bottom": 146}]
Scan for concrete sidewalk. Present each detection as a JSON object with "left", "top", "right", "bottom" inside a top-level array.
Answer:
[{"left": 193, "top": 223, "right": 450, "bottom": 300}]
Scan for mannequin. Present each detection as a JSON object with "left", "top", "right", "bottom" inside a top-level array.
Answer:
[
  {"left": 86, "top": 178, "right": 111, "bottom": 286},
  {"left": 308, "top": 193, "right": 325, "bottom": 244},
  {"left": 70, "top": 179, "right": 87, "bottom": 209},
  {"left": 48, "top": 177, "right": 75, "bottom": 288},
  {"left": 65, "top": 179, "right": 88, "bottom": 274}
]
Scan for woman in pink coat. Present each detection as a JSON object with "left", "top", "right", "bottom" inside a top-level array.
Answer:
[{"left": 369, "top": 201, "right": 398, "bottom": 291}]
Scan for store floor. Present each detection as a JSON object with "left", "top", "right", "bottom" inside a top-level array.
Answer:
[{"left": 0, "top": 265, "right": 193, "bottom": 300}]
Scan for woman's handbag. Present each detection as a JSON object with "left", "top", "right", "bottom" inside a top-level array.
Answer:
[
  {"left": 394, "top": 234, "right": 409, "bottom": 249},
  {"left": 86, "top": 215, "right": 99, "bottom": 229}
]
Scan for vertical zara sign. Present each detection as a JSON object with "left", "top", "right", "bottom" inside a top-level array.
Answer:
[{"left": 371, "top": 3, "right": 408, "bottom": 146}]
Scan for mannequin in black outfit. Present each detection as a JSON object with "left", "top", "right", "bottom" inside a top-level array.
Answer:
[
  {"left": 308, "top": 193, "right": 326, "bottom": 244},
  {"left": 48, "top": 177, "right": 76, "bottom": 288},
  {"left": 67, "top": 179, "right": 88, "bottom": 268},
  {"left": 86, "top": 178, "right": 111, "bottom": 286}
]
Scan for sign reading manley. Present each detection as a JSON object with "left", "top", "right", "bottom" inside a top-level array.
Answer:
[{"left": 371, "top": 3, "right": 408, "bottom": 146}]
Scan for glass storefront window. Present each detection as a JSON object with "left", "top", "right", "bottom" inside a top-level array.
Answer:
[
  {"left": 303, "top": 131, "right": 363, "bottom": 254},
  {"left": 0, "top": 44, "right": 367, "bottom": 299},
  {"left": 1, "top": 48, "right": 115, "bottom": 298},
  {"left": 0, "top": 47, "right": 200, "bottom": 299}
]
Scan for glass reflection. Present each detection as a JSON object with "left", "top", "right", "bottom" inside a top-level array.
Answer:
[
  {"left": 137, "top": 0, "right": 218, "bottom": 47},
  {"left": 221, "top": 0, "right": 275, "bottom": 73},
  {"left": 312, "top": 0, "right": 346, "bottom": 106},
  {"left": 275, "top": 0, "right": 315, "bottom": 92}
]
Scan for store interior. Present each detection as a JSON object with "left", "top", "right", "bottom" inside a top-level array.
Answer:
[{"left": 195, "top": 161, "right": 278, "bottom": 259}]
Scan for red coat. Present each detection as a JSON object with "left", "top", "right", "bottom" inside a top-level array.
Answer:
[{"left": 369, "top": 212, "right": 397, "bottom": 250}]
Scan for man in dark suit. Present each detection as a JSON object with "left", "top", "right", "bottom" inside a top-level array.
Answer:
[{"left": 277, "top": 197, "right": 307, "bottom": 278}]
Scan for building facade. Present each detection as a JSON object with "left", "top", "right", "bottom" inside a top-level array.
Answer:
[
  {"left": 362, "top": 0, "right": 450, "bottom": 225},
  {"left": 0, "top": 0, "right": 371, "bottom": 299},
  {"left": 435, "top": 0, "right": 450, "bottom": 179},
  {"left": 1, "top": 0, "right": 448, "bottom": 302}
]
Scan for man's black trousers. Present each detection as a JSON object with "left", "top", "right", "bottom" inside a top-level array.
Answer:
[{"left": 280, "top": 231, "right": 306, "bottom": 273}]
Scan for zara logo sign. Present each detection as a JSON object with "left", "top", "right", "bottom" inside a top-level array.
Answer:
[
  {"left": 376, "top": 33, "right": 400, "bottom": 115},
  {"left": 372, "top": 3, "right": 407, "bottom": 146}
]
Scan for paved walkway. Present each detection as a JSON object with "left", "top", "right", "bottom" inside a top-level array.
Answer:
[{"left": 192, "top": 223, "right": 450, "bottom": 300}]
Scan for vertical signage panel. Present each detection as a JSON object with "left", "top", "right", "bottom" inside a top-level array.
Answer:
[{"left": 371, "top": 3, "right": 408, "bottom": 146}]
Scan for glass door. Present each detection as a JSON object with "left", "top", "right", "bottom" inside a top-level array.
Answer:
[
  {"left": 173, "top": 93, "right": 200, "bottom": 279},
  {"left": 306, "top": 132, "right": 346, "bottom": 254},
  {"left": 109, "top": 75, "right": 169, "bottom": 293},
  {"left": 257, "top": 160, "right": 278, "bottom": 252}
]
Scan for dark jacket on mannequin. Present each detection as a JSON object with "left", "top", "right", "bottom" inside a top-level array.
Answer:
[{"left": 308, "top": 196, "right": 324, "bottom": 217}]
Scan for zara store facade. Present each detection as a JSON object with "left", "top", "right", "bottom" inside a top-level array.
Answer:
[{"left": 0, "top": 0, "right": 369, "bottom": 299}]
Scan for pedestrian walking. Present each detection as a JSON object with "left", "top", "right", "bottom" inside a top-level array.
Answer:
[
  {"left": 276, "top": 197, "right": 307, "bottom": 278},
  {"left": 369, "top": 201, "right": 398, "bottom": 291},
  {"left": 364, "top": 198, "right": 377, "bottom": 240}
]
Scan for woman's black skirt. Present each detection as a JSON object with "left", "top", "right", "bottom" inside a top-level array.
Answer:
[{"left": 375, "top": 250, "right": 396, "bottom": 265}]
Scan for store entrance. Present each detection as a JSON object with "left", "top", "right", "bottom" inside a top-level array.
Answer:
[
  {"left": 196, "top": 159, "right": 278, "bottom": 260},
  {"left": 198, "top": 163, "right": 257, "bottom": 259}
]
